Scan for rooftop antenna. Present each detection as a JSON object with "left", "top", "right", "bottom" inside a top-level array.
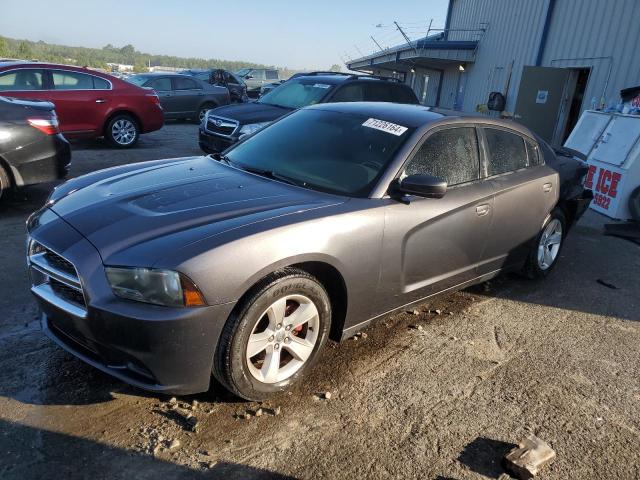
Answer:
[
  {"left": 394, "top": 21, "right": 418, "bottom": 55},
  {"left": 371, "top": 36, "right": 385, "bottom": 52}
]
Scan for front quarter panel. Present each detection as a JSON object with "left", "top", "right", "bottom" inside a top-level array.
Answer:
[{"left": 155, "top": 200, "right": 386, "bottom": 330}]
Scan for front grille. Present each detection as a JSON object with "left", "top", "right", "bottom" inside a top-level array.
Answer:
[
  {"left": 205, "top": 116, "right": 239, "bottom": 137},
  {"left": 28, "top": 239, "right": 87, "bottom": 318}
]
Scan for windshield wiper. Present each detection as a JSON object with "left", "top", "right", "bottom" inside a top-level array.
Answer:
[
  {"left": 239, "top": 165, "right": 307, "bottom": 188},
  {"left": 210, "top": 152, "right": 233, "bottom": 166}
]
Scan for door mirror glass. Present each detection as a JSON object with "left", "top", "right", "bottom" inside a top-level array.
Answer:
[{"left": 393, "top": 174, "right": 447, "bottom": 199}]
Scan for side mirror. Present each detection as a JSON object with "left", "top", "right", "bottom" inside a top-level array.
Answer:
[{"left": 391, "top": 174, "right": 447, "bottom": 199}]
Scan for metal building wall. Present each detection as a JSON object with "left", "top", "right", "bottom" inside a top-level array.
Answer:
[
  {"left": 541, "top": 0, "right": 640, "bottom": 109},
  {"left": 442, "top": 0, "right": 640, "bottom": 115},
  {"left": 446, "top": 0, "right": 549, "bottom": 113}
]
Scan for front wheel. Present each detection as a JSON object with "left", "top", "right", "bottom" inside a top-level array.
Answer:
[
  {"left": 105, "top": 114, "right": 139, "bottom": 148},
  {"left": 196, "top": 103, "right": 215, "bottom": 124},
  {"left": 524, "top": 208, "right": 566, "bottom": 278},
  {"left": 214, "top": 269, "right": 332, "bottom": 401}
]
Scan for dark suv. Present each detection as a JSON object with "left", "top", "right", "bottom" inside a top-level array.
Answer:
[{"left": 198, "top": 73, "right": 419, "bottom": 154}]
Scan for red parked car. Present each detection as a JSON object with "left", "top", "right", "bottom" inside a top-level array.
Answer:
[{"left": 0, "top": 62, "right": 164, "bottom": 148}]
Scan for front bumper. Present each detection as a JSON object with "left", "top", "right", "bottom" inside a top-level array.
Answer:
[
  {"left": 28, "top": 208, "right": 235, "bottom": 395},
  {"left": 198, "top": 129, "right": 236, "bottom": 154},
  {"left": 38, "top": 296, "right": 233, "bottom": 395}
]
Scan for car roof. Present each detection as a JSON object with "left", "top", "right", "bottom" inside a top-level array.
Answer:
[
  {"left": 0, "top": 61, "right": 115, "bottom": 78},
  {"left": 306, "top": 102, "right": 537, "bottom": 136}
]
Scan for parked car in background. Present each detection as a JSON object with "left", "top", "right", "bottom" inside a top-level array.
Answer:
[
  {"left": 259, "top": 80, "right": 285, "bottom": 96},
  {"left": 0, "top": 62, "right": 164, "bottom": 148},
  {"left": 0, "top": 95, "right": 70, "bottom": 201},
  {"left": 199, "top": 72, "right": 420, "bottom": 154},
  {"left": 127, "top": 73, "right": 230, "bottom": 123},
  {"left": 182, "top": 69, "right": 249, "bottom": 103},
  {"left": 235, "top": 68, "right": 279, "bottom": 97}
]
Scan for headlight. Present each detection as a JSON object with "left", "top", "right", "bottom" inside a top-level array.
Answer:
[
  {"left": 238, "top": 122, "right": 270, "bottom": 139},
  {"left": 105, "top": 267, "right": 206, "bottom": 307}
]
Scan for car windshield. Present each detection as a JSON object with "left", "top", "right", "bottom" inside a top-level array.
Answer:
[
  {"left": 225, "top": 109, "right": 414, "bottom": 197},
  {"left": 236, "top": 68, "right": 251, "bottom": 77},
  {"left": 258, "top": 80, "right": 334, "bottom": 109},
  {"left": 127, "top": 75, "right": 149, "bottom": 86}
]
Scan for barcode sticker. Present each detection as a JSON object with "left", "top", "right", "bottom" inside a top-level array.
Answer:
[{"left": 362, "top": 118, "right": 408, "bottom": 136}]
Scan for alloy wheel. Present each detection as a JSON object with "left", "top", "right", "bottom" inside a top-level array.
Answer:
[
  {"left": 111, "top": 119, "right": 137, "bottom": 146},
  {"left": 537, "top": 218, "right": 563, "bottom": 270},
  {"left": 246, "top": 294, "right": 320, "bottom": 384}
]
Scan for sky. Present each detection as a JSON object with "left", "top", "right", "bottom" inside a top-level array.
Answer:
[{"left": 0, "top": 0, "right": 449, "bottom": 70}]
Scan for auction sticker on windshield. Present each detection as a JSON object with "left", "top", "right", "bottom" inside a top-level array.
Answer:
[
  {"left": 362, "top": 118, "right": 408, "bottom": 136},
  {"left": 313, "top": 84, "right": 331, "bottom": 89}
]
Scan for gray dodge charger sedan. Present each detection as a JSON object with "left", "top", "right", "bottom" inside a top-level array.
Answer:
[{"left": 26, "top": 102, "right": 592, "bottom": 400}]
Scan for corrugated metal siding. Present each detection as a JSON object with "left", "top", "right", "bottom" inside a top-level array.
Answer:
[
  {"left": 440, "top": 0, "right": 640, "bottom": 116},
  {"left": 446, "top": 0, "right": 548, "bottom": 112},
  {"left": 541, "top": 0, "right": 640, "bottom": 109}
]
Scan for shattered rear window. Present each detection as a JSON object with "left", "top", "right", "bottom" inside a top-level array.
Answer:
[{"left": 485, "top": 128, "right": 528, "bottom": 175}]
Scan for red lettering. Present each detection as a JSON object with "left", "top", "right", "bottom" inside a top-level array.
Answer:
[
  {"left": 595, "top": 168, "right": 606, "bottom": 193},
  {"left": 585, "top": 165, "right": 596, "bottom": 189},
  {"left": 601, "top": 170, "right": 612, "bottom": 195},
  {"left": 609, "top": 172, "right": 622, "bottom": 198}
]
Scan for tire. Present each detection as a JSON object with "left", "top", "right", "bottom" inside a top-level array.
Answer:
[
  {"left": 105, "top": 114, "right": 139, "bottom": 148},
  {"left": 628, "top": 186, "right": 640, "bottom": 222},
  {"left": 214, "top": 268, "right": 332, "bottom": 401},
  {"left": 196, "top": 103, "right": 215, "bottom": 124},
  {"left": 523, "top": 208, "right": 566, "bottom": 279},
  {"left": 0, "top": 164, "right": 10, "bottom": 202}
]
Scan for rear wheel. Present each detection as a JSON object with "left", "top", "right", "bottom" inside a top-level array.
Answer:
[
  {"left": 106, "top": 114, "right": 139, "bottom": 148},
  {"left": 524, "top": 208, "right": 566, "bottom": 278},
  {"left": 214, "top": 269, "right": 331, "bottom": 401},
  {"left": 0, "top": 164, "right": 10, "bottom": 202},
  {"left": 628, "top": 186, "right": 640, "bottom": 222}
]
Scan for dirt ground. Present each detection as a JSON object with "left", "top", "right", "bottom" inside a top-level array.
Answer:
[{"left": 0, "top": 122, "right": 638, "bottom": 480}]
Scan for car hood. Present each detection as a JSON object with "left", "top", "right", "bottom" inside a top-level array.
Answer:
[
  {"left": 50, "top": 156, "right": 345, "bottom": 265},
  {"left": 208, "top": 101, "right": 291, "bottom": 125}
]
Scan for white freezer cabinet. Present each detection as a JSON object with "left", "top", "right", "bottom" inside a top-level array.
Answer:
[{"left": 565, "top": 110, "right": 640, "bottom": 220}]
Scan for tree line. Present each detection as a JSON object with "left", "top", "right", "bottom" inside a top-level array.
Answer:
[{"left": 0, "top": 36, "right": 279, "bottom": 73}]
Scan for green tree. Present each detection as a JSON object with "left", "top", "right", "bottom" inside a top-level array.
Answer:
[
  {"left": 329, "top": 64, "right": 342, "bottom": 72},
  {"left": 0, "top": 37, "right": 9, "bottom": 57},
  {"left": 17, "top": 41, "right": 33, "bottom": 60}
]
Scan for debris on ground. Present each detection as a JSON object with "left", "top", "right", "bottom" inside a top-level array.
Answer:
[
  {"left": 168, "top": 439, "right": 181, "bottom": 450},
  {"left": 409, "top": 324, "right": 424, "bottom": 331},
  {"left": 324, "top": 391, "right": 332, "bottom": 400},
  {"left": 435, "top": 309, "right": 442, "bottom": 315},
  {"left": 168, "top": 397, "right": 177, "bottom": 405},
  {"left": 503, "top": 434, "right": 556, "bottom": 479},
  {"left": 254, "top": 408, "right": 263, "bottom": 417}
]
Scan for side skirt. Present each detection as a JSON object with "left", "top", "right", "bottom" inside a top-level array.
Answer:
[{"left": 340, "top": 268, "right": 506, "bottom": 341}]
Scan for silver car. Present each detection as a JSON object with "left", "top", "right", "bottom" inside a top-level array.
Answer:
[{"left": 27, "top": 102, "right": 592, "bottom": 400}]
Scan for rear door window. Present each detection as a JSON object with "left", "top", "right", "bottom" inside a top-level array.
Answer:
[
  {"left": 148, "top": 77, "right": 172, "bottom": 91},
  {"left": 484, "top": 128, "right": 528, "bottom": 176},
  {"left": 93, "top": 76, "right": 110, "bottom": 89},
  {"left": 0, "top": 69, "right": 44, "bottom": 90},
  {"left": 51, "top": 70, "right": 95, "bottom": 90},
  {"left": 330, "top": 83, "right": 365, "bottom": 102},
  {"left": 173, "top": 77, "right": 201, "bottom": 90},
  {"left": 526, "top": 139, "right": 542, "bottom": 166},
  {"left": 404, "top": 127, "right": 480, "bottom": 186},
  {"left": 363, "top": 83, "right": 395, "bottom": 102}
]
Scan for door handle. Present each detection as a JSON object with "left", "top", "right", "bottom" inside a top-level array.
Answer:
[
  {"left": 476, "top": 204, "right": 490, "bottom": 216},
  {"left": 95, "top": 99, "right": 106, "bottom": 103},
  {"left": 543, "top": 182, "right": 553, "bottom": 193}
]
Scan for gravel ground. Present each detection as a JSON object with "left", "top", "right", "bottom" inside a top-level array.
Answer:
[{"left": 0, "top": 123, "right": 638, "bottom": 480}]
